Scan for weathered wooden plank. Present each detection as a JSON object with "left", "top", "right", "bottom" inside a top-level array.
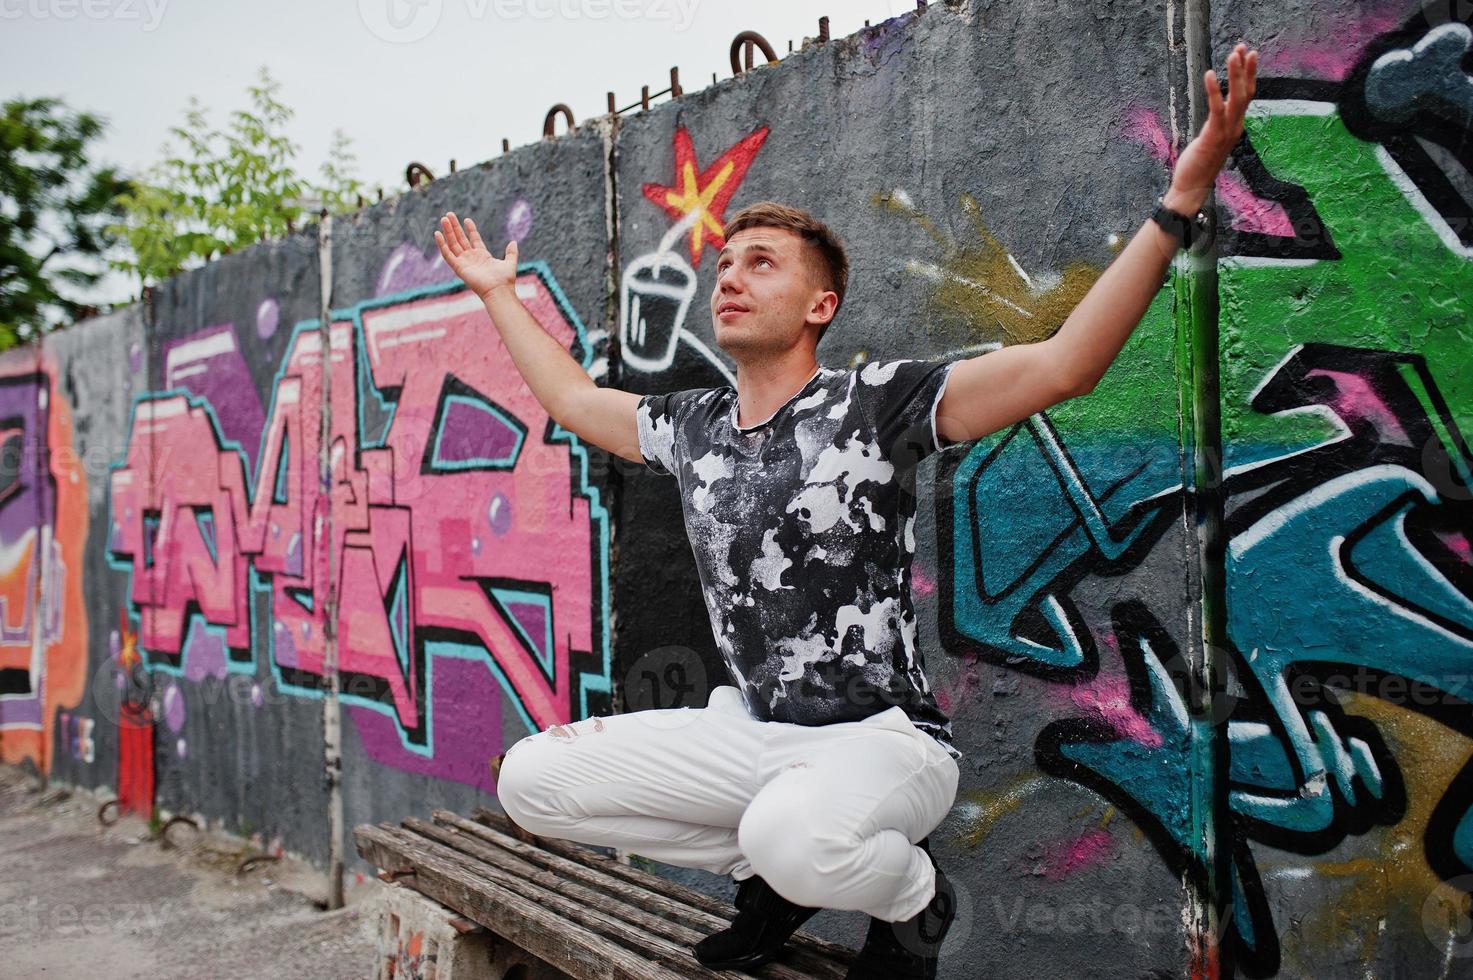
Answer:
[
  {"left": 434, "top": 810, "right": 726, "bottom": 930},
  {"left": 474, "top": 806, "right": 747, "bottom": 915},
  {"left": 365, "top": 822, "right": 795, "bottom": 980},
  {"left": 410, "top": 816, "right": 701, "bottom": 941},
  {"left": 473, "top": 805, "right": 859, "bottom": 969},
  {"left": 355, "top": 824, "right": 684, "bottom": 980},
  {"left": 433, "top": 811, "right": 853, "bottom": 980}
]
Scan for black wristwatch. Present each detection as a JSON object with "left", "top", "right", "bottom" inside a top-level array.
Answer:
[{"left": 1151, "top": 196, "right": 1210, "bottom": 250}]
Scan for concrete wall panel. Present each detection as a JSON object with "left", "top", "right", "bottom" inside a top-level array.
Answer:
[{"left": 11, "top": 4, "right": 1469, "bottom": 974}]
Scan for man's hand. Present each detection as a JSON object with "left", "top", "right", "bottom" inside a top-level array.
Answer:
[
  {"left": 1163, "top": 42, "right": 1259, "bottom": 215},
  {"left": 434, "top": 211, "right": 517, "bottom": 300},
  {"left": 430, "top": 209, "right": 646, "bottom": 466}
]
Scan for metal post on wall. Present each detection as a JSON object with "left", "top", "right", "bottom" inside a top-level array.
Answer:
[
  {"left": 1170, "top": 0, "right": 1229, "bottom": 972},
  {"left": 317, "top": 210, "right": 346, "bottom": 911},
  {"left": 143, "top": 282, "right": 159, "bottom": 819},
  {"left": 29, "top": 335, "right": 48, "bottom": 789},
  {"left": 730, "top": 31, "right": 778, "bottom": 75}
]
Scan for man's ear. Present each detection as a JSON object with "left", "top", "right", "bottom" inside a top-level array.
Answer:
[{"left": 806, "top": 290, "right": 839, "bottom": 327}]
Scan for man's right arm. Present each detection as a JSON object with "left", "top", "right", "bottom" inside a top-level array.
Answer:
[
  {"left": 480, "top": 285, "right": 644, "bottom": 466},
  {"left": 435, "top": 211, "right": 643, "bottom": 466}
]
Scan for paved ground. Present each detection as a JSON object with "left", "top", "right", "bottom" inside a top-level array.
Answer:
[{"left": 0, "top": 765, "right": 379, "bottom": 979}]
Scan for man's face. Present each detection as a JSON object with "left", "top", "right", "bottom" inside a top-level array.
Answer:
[{"left": 710, "top": 227, "right": 835, "bottom": 360}]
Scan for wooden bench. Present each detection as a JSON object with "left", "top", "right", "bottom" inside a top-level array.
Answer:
[{"left": 355, "top": 807, "right": 857, "bottom": 979}]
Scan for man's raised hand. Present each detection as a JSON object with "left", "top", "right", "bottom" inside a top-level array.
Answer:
[
  {"left": 1165, "top": 42, "right": 1260, "bottom": 215},
  {"left": 435, "top": 212, "right": 517, "bottom": 301}
]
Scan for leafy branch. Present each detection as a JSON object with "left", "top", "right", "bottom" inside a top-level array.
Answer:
[
  {"left": 0, "top": 96, "right": 131, "bottom": 345},
  {"left": 108, "top": 66, "right": 380, "bottom": 288}
]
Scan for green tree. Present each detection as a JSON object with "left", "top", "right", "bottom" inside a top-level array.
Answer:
[
  {"left": 317, "top": 129, "right": 371, "bottom": 217},
  {"left": 109, "top": 66, "right": 378, "bottom": 287},
  {"left": 0, "top": 97, "right": 130, "bottom": 347}
]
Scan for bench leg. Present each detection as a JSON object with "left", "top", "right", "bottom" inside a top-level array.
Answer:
[{"left": 373, "top": 879, "right": 575, "bottom": 979}]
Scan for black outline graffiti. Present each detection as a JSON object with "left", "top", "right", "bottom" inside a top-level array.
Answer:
[
  {"left": 1217, "top": 134, "right": 1341, "bottom": 260},
  {"left": 941, "top": 334, "right": 1472, "bottom": 978},
  {"left": 418, "top": 375, "right": 529, "bottom": 476}
]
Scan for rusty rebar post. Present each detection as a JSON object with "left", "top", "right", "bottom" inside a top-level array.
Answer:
[
  {"left": 819, "top": 16, "right": 829, "bottom": 42},
  {"left": 730, "top": 31, "right": 778, "bottom": 75},
  {"left": 543, "top": 103, "right": 575, "bottom": 138},
  {"left": 670, "top": 66, "right": 682, "bottom": 98}
]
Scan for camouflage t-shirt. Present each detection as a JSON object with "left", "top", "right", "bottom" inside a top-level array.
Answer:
[{"left": 635, "top": 358, "right": 964, "bottom": 763}]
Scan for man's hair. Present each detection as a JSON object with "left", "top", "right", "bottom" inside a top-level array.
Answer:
[{"left": 723, "top": 202, "right": 849, "bottom": 346}]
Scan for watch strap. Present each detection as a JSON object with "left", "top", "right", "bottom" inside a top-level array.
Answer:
[{"left": 1151, "top": 197, "right": 1207, "bottom": 250}]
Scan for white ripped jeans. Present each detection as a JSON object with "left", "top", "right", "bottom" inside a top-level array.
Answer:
[{"left": 495, "top": 685, "right": 960, "bottom": 923}]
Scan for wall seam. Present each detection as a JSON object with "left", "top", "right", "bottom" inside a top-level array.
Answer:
[
  {"left": 601, "top": 110, "right": 625, "bottom": 704},
  {"left": 317, "top": 215, "right": 345, "bottom": 909},
  {"left": 1176, "top": 0, "right": 1233, "bottom": 973},
  {"left": 600, "top": 102, "right": 630, "bottom": 868}
]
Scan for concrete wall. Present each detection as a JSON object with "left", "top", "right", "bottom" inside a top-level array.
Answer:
[{"left": 2, "top": 1, "right": 1469, "bottom": 975}]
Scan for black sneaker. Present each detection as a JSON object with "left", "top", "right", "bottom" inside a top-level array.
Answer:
[
  {"left": 692, "top": 873, "right": 823, "bottom": 971},
  {"left": 845, "top": 838, "right": 956, "bottom": 980}
]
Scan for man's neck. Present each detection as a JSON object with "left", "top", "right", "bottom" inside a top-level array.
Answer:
[{"left": 734, "top": 356, "right": 822, "bottom": 429}]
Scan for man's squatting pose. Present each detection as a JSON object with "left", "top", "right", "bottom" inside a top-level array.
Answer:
[{"left": 433, "top": 43, "right": 1259, "bottom": 979}]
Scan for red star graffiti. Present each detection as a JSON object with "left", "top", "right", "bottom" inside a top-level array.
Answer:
[{"left": 641, "top": 124, "right": 771, "bottom": 265}]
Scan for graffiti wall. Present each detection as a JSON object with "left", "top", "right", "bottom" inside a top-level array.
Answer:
[
  {"left": 613, "top": 1, "right": 1472, "bottom": 975},
  {"left": 0, "top": 344, "right": 89, "bottom": 780},
  {"left": 323, "top": 134, "right": 616, "bottom": 842},
  {"left": 5, "top": 1, "right": 1468, "bottom": 976},
  {"left": 1204, "top": 1, "right": 1473, "bottom": 974},
  {"left": 40, "top": 307, "right": 149, "bottom": 812}
]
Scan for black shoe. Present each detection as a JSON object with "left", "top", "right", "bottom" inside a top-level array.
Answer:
[
  {"left": 692, "top": 873, "right": 822, "bottom": 971},
  {"left": 845, "top": 838, "right": 955, "bottom": 980}
]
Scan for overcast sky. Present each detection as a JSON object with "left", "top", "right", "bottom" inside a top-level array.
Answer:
[{"left": 3, "top": 0, "right": 918, "bottom": 308}]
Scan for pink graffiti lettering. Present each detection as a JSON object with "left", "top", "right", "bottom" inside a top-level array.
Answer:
[{"left": 110, "top": 275, "right": 604, "bottom": 740}]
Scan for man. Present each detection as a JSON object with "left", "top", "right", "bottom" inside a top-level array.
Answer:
[{"left": 435, "top": 43, "right": 1258, "bottom": 978}]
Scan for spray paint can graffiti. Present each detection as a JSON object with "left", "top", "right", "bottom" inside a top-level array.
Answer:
[{"left": 620, "top": 209, "right": 702, "bottom": 373}]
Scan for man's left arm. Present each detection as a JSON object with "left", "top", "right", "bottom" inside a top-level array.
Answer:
[{"left": 935, "top": 42, "right": 1259, "bottom": 446}]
